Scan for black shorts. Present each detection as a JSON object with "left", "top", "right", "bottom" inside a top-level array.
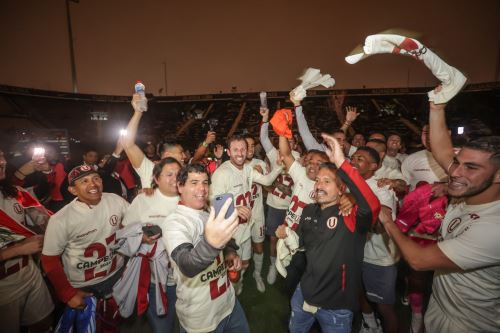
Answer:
[{"left": 265, "top": 206, "right": 287, "bottom": 236}]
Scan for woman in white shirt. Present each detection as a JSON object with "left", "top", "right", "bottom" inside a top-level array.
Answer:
[{"left": 122, "top": 157, "right": 181, "bottom": 333}]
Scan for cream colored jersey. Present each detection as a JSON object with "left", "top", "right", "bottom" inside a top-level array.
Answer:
[
  {"left": 424, "top": 200, "right": 500, "bottom": 332},
  {"left": 0, "top": 192, "right": 38, "bottom": 305},
  {"left": 42, "top": 193, "right": 129, "bottom": 288},
  {"left": 247, "top": 159, "right": 267, "bottom": 225},
  {"left": 285, "top": 161, "right": 316, "bottom": 230},
  {"left": 123, "top": 190, "right": 179, "bottom": 285},
  {"left": 210, "top": 160, "right": 282, "bottom": 244},
  {"left": 123, "top": 190, "right": 179, "bottom": 226},
  {"left": 363, "top": 178, "right": 399, "bottom": 266},
  {"left": 162, "top": 205, "right": 235, "bottom": 333},
  {"left": 266, "top": 148, "right": 300, "bottom": 210},
  {"left": 134, "top": 157, "right": 155, "bottom": 189},
  {"left": 401, "top": 149, "right": 447, "bottom": 191}
]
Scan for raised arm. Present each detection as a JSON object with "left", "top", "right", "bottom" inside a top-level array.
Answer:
[
  {"left": 339, "top": 106, "right": 360, "bottom": 133},
  {"left": 120, "top": 94, "right": 146, "bottom": 169},
  {"left": 259, "top": 107, "right": 274, "bottom": 153},
  {"left": 251, "top": 164, "right": 283, "bottom": 186},
  {"left": 278, "top": 136, "right": 295, "bottom": 172},
  {"left": 429, "top": 99, "right": 454, "bottom": 173},
  {"left": 322, "top": 133, "right": 380, "bottom": 233},
  {"left": 191, "top": 131, "right": 216, "bottom": 163},
  {"left": 292, "top": 97, "right": 325, "bottom": 152}
]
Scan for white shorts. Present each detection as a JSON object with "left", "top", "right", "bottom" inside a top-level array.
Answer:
[
  {"left": 251, "top": 218, "right": 265, "bottom": 243},
  {"left": 236, "top": 238, "right": 252, "bottom": 261},
  {"left": 0, "top": 267, "right": 54, "bottom": 332}
]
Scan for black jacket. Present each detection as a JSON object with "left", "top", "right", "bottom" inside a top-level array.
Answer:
[{"left": 298, "top": 161, "right": 380, "bottom": 311}]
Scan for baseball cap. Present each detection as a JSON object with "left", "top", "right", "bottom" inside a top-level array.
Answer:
[{"left": 68, "top": 165, "right": 99, "bottom": 185}]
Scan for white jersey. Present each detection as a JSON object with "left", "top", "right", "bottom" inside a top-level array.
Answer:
[
  {"left": 42, "top": 193, "right": 129, "bottom": 288},
  {"left": 363, "top": 178, "right": 399, "bottom": 266},
  {"left": 162, "top": 205, "right": 235, "bottom": 333},
  {"left": 134, "top": 157, "right": 155, "bottom": 189},
  {"left": 247, "top": 158, "right": 267, "bottom": 226},
  {"left": 285, "top": 161, "right": 316, "bottom": 230},
  {"left": 210, "top": 160, "right": 281, "bottom": 244},
  {"left": 401, "top": 149, "right": 447, "bottom": 191},
  {"left": 266, "top": 148, "right": 300, "bottom": 210},
  {"left": 123, "top": 190, "right": 179, "bottom": 286},
  {"left": 0, "top": 191, "right": 38, "bottom": 305},
  {"left": 424, "top": 200, "right": 500, "bottom": 332},
  {"left": 123, "top": 190, "right": 179, "bottom": 226}
]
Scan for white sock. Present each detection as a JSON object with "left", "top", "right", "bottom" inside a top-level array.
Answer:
[
  {"left": 270, "top": 256, "right": 276, "bottom": 268},
  {"left": 412, "top": 313, "right": 423, "bottom": 332},
  {"left": 362, "top": 312, "right": 378, "bottom": 328},
  {"left": 253, "top": 253, "right": 264, "bottom": 276}
]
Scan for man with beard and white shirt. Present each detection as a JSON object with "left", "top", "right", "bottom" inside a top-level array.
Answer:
[
  {"left": 210, "top": 135, "right": 282, "bottom": 295},
  {"left": 162, "top": 163, "right": 249, "bottom": 333},
  {"left": 260, "top": 106, "right": 300, "bottom": 285},
  {"left": 244, "top": 136, "right": 268, "bottom": 292},
  {"left": 350, "top": 146, "right": 399, "bottom": 333},
  {"left": 41, "top": 165, "right": 129, "bottom": 323},
  {"left": 380, "top": 97, "right": 500, "bottom": 333}
]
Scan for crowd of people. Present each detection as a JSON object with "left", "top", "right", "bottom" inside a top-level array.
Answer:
[{"left": 1, "top": 50, "right": 499, "bottom": 333}]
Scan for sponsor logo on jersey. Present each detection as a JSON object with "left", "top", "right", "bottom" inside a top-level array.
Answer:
[
  {"left": 309, "top": 190, "right": 316, "bottom": 199},
  {"left": 13, "top": 203, "right": 23, "bottom": 214},
  {"left": 76, "top": 255, "right": 113, "bottom": 270},
  {"left": 447, "top": 217, "right": 461, "bottom": 233},
  {"left": 76, "top": 228, "right": 98, "bottom": 239},
  {"left": 469, "top": 213, "right": 480, "bottom": 220},
  {"left": 326, "top": 217, "right": 338, "bottom": 229},
  {"left": 200, "top": 260, "right": 226, "bottom": 282},
  {"left": 109, "top": 215, "right": 119, "bottom": 226}
]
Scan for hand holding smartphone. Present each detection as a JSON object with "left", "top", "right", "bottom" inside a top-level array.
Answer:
[{"left": 212, "top": 193, "right": 235, "bottom": 219}]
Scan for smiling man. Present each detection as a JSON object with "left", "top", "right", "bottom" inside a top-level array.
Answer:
[
  {"left": 163, "top": 163, "right": 249, "bottom": 333},
  {"left": 380, "top": 100, "right": 500, "bottom": 333},
  {"left": 41, "top": 165, "right": 129, "bottom": 324}
]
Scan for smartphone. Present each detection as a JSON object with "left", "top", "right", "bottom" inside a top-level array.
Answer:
[
  {"left": 142, "top": 225, "right": 162, "bottom": 237},
  {"left": 212, "top": 193, "right": 235, "bottom": 219},
  {"left": 32, "top": 147, "right": 45, "bottom": 163}
]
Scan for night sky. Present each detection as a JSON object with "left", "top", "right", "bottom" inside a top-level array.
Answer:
[{"left": 1, "top": 0, "right": 499, "bottom": 96}]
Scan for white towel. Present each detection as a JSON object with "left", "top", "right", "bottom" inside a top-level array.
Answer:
[
  {"left": 346, "top": 34, "right": 467, "bottom": 104},
  {"left": 290, "top": 68, "right": 335, "bottom": 102}
]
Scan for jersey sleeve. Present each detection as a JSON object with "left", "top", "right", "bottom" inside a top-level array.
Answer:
[
  {"left": 260, "top": 122, "right": 274, "bottom": 153},
  {"left": 288, "top": 160, "right": 307, "bottom": 184},
  {"left": 438, "top": 220, "right": 500, "bottom": 270},
  {"left": 134, "top": 157, "right": 155, "bottom": 189},
  {"left": 209, "top": 168, "right": 228, "bottom": 201},
  {"left": 42, "top": 215, "right": 69, "bottom": 256},
  {"left": 162, "top": 215, "right": 193, "bottom": 256},
  {"left": 251, "top": 165, "right": 283, "bottom": 186},
  {"left": 295, "top": 106, "right": 325, "bottom": 152},
  {"left": 400, "top": 156, "right": 412, "bottom": 185},
  {"left": 337, "top": 161, "right": 381, "bottom": 233}
]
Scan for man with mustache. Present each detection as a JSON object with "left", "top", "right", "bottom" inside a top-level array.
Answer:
[
  {"left": 287, "top": 134, "right": 380, "bottom": 333},
  {"left": 380, "top": 98, "right": 500, "bottom": 333}
]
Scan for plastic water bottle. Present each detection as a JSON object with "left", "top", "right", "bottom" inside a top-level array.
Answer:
[
  {"left": 259, "top": 91, "right": 267, "bottom": 108},
  {"left": 134, "top": 81, "right": 148, "bottom": 112}
]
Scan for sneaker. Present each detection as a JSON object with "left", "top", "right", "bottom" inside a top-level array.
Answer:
[
  {"left": 359, "top": 319, "right": 382, "bottom": 333},
  {"left": 254, "top": 273, "right": 266, "bottom": 293},
  {"left": 267, "top": 265, "right": 277, "bottom": 285}
]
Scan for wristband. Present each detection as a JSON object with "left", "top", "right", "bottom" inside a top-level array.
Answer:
[{"left": 202, "top": 141, "right": 209, "bottom": 148}]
